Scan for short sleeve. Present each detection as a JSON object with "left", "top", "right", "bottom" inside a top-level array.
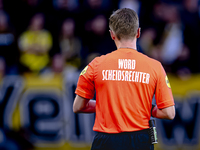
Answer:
[
  {"left": 155, "top": 63, "right": 175, "bottom": 109},
  {"left": 75, "top": 60, "right": 95, "bottom": 99}
]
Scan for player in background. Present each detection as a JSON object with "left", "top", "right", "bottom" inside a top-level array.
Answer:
[{"left": 73, "top": 8, "right": 175, "bottom": 150}]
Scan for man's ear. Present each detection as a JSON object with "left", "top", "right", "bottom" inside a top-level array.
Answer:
[
  {"left": 136, "top": 28, "right": 141, "bottom": 38},
  {"left": 109, "top": 30, "right": 116, "bottom": 40}
]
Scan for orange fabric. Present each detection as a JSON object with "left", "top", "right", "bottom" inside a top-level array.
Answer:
[{"left": 75, "top": 48, "right": 174, "bottom": 133}]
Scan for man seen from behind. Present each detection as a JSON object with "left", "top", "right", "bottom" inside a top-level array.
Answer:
[{"left": 73, "top": 8, "right": 175, "bottom": 150}]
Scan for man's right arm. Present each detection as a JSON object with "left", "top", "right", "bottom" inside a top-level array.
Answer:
[{"left": 151, "top": 105, "right": 175, "bottom": 120}]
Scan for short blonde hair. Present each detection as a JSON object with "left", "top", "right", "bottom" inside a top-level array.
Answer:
[{"left": 109, "top": 8, "right": 139, "bottom": 40}]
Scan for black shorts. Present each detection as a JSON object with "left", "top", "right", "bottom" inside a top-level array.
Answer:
[{"left": 91, "top": 129, "right": 154, "bottom": 150}]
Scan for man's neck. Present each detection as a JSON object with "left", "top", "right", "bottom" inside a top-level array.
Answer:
[{"left": 115, "top": 38, "right": 137, "bottom": 50}]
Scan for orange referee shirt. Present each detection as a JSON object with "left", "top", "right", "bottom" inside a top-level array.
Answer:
[{"left": 75, "top": 48, "right": 174, "bottom": 133}]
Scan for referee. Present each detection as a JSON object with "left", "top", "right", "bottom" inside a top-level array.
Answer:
[{"left": 73, "top": 8, "right": 175, "bottom": 150}]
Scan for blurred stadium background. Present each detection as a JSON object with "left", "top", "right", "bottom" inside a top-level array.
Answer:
[{"left": 0, "top": 0, "right": 200, "bottom": 149}]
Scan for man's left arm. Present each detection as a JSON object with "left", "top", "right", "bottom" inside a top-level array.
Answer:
[{"left": 73, "top": 95, "right": 96, "bottom": 113}]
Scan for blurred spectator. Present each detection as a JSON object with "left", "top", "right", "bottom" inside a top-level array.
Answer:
[
  {"left": 157, "top": 4, "right": 183, "bottom": 65},
  {"left": 86, "top": 0, "right": 110, "bottom": 10},
  {"left": 139, "top": 3, "right": 188, "bottom": 73},
  {"left": 59, "top": 18, "right": 82, "bottom": 71},
  {"left": 138, "top": 28, "right": 157, "bottom": 55},
  {"left": 84, "top": 15, "right": 116, "bottom": 57},
  {"left": 81, "top": 0, "right": 112, "bottom": 21},
  {"left": 53, "top": 0, "right": 80, "bottom": 25},
  {"left": 138, "top": 0, "right": 158, "bottom": 29},
  {"left": 18, "top": 13, "right": 53, "bottom": 74},
  {"left": 3, "top": 0, "right": 48, "bottom": 37},
  {"left": 53, "top": 0, "right": 79, "bottom": 12},
  {"left": 58, "top": 18, "right": 83, "bottom": 91},
  {"left": 79, "top": 0, "right": 113, "bottom": 40},
  {"left": 51, "top": 54, "right": 64, "bottom": 73},
  {"left": 118, "top": 0, "right": 141, "bottom": 15},
  {"left": 0, "top": 11, "right": 18, "bottom": 76},
  {"left": 181, "top": 0, "right": 200, "bottom": 73}
]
